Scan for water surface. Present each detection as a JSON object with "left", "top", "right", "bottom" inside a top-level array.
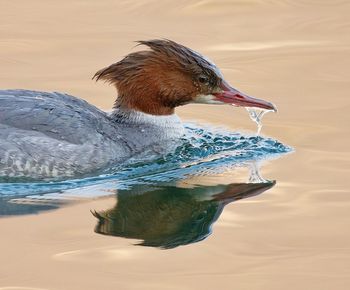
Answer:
[{"left": 0, "top": 1, "right": 350, "bottom": 289}]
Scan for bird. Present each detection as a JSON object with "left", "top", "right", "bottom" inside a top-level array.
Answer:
[{"left": 0, "top": 39, "right": 276, "bottom": 180}]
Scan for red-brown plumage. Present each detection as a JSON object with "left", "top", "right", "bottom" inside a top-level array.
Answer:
[
  {"left": 113, "top": 59, "right": 198, "bottom": 115},
  {"left": 93, "top": 39, "right": 276, "bottom": 115},
  {"left": 93, "top": 39, "right": 219, "bottom": 115}
]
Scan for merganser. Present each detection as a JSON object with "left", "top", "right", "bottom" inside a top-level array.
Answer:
[{"left": 0, "top": 39, "right": 276, "bottom": 180}]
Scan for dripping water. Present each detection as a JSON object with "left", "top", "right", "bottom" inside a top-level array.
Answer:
[{"left": 246, "top": 108, "right": 274, "bottom": 135}]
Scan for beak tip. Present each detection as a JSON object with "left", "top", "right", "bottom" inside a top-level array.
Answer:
[{"left": 266, "top": 101, "right": 277, "bottom": 113}]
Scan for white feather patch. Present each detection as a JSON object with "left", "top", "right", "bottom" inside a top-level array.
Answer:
[{"left": 193, "top": 94, "right": 224, "bottom": 104}]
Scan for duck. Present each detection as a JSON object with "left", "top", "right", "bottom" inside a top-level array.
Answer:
[{"left": 0, "top": 39, "right": 276, "bottom": 180}]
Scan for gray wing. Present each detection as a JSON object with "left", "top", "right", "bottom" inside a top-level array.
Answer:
[
  {"left": 0, "top": 89, "right": 117, "bottom": 144},
  {"left": 0, "top": 90, "right": 127, "bottom": 179}
]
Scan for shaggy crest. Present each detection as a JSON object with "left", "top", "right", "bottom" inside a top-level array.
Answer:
[
  {"left": 93, "top": 39, "right": 220, "bottom": 85},
  {"left": 93, "top": 39, "right": 222, "bottom": 115}
]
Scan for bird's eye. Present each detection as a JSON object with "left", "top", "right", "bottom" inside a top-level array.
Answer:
[{"left": 198, "top": 75, "right": 209, "bottom": 84}]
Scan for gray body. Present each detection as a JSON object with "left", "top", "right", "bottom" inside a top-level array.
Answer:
[{"left": 0, "top": 90, "right": 184, "bottom": 180}]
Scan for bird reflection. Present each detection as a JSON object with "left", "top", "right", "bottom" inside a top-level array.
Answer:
[{"left": 92, "top": 180, "right": 275, "bottom": 249}]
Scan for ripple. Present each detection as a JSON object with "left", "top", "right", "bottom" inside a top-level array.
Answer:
[
  {"left": 0, "top": 287, "right": 48, "bottom": 290},
  {"left": 207, "top": 40, "right": 327, "bottom": 52},
  {"left": 0, "top": 124, "right": 291, "bottom": 197}
]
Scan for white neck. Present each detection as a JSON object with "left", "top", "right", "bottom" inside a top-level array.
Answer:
[
  {"left": 111, "top": 108, "right": 185, "bottom": 140},
  {"left": 111, "top": 108, "right": 184, "bottom": 131}
]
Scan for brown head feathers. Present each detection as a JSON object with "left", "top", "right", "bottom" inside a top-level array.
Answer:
[{"left": 93, "top": 39, "right": 223, "bottom": 115}]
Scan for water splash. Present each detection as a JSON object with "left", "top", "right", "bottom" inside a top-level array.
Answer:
[
  {"left": 0, "top": 123, "right": 292, "bottom": 197},
  {"left": 246, "top": 108, "right": 273, "bottom": 135}
]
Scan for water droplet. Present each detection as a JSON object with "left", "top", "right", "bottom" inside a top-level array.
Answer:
[{"left": 246, "top": 108, "right": 273, "bottom": 135}]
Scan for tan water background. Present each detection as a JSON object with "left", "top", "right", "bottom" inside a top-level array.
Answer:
[{"left": 1, "top": 1, "right": 350, "bottom": 289}]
